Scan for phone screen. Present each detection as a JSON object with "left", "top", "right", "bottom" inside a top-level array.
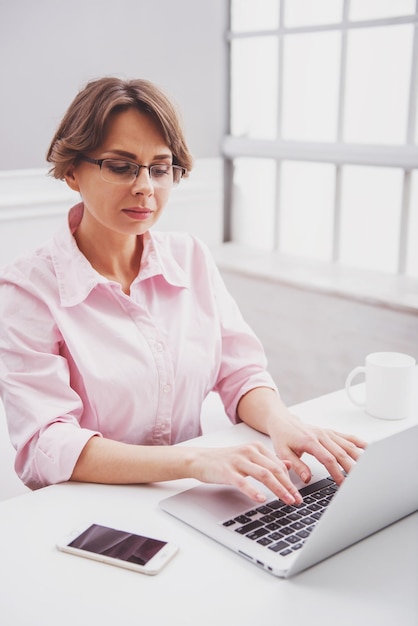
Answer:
[{"left": 68, "top": 524, "right": 167, "bottom": 566}]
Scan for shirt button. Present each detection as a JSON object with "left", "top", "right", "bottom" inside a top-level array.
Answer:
[
  {"left": 163, "top": 384, "right": 171, "bottom": 393},
  {"left": 156, "top": 343, "right": 163, "bottom": 352}
]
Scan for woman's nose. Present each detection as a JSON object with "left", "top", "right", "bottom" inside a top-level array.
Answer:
[{"left": 131, "top": 167, "right": 153, "bottom": 195}]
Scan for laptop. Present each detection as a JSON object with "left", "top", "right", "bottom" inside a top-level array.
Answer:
[{"left": 160, "top": 424, "right": 418, "bottom": 578}]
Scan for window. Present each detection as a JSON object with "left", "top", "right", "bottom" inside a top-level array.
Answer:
[{"left": 224, "top": 1, "right": 418, "bottom": 278}]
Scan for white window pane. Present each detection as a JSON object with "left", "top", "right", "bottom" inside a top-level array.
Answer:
[
  {"left": 284, "top": 0, "right": 343, "bottom": 27},
  {"left": 416, "top": 96, "right": 418, "bottom": 145},
  {"left": 231, "top": 0, "right": 279, "bottom": 32},
  {"left": 231, "top": 158, "right": 276, "bottom": 249},
  {"left": 406, "top": 171, "right": 418, "bottom": 277},
  {"left": 344, "top": 25, "right": 413, "bottom": 145},
  {"left": 231, "top": 37, "right": 278, "bottom": 139},
  {"left": 282, "top": 32, "right": 340, "bottom": 142},
  {"left": 279, "top": 161, "right": 335, "bottom": 261},
  {"left": 350, "top": 0, "right": 415, "bottom": 20},
  {"left": 340, "top": 166, "right": 403, "bottom": 273}
]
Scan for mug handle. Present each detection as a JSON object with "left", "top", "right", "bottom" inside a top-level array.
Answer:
[{"left": 345, "top": 366, "right": 366, "bottom": 407}]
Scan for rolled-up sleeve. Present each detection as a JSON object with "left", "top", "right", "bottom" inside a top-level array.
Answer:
[{"left": 0, "top": 279, "right": 100, "bottom": 489}]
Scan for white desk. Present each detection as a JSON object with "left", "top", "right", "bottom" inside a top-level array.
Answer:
[{"left": 0, "top": 387, "right": 417, "bottom": 626}]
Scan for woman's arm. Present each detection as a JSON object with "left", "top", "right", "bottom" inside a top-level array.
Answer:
[
  {"left": 71, "top": 432, "right": 303, "bottom": 506},
  {"left": 71, "top": 436, "right": 196, "bottom": 483},
  {"left": 71, "top": 386, "right": 366, "bottom": 505}
]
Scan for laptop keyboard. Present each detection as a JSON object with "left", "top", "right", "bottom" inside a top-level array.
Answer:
[{"left": 221, "top": 477, "right": 338, "bottom": 557}]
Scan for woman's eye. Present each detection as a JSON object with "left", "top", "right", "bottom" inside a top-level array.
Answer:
[
  {"left": 152, "top": 166, "right": 171, "bottom": 177},
  {"left": 107, "top": 163, "right": 133, "bottom": 174}
]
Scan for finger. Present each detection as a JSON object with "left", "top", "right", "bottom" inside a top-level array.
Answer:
[
  {"left": 313, "top": 430, "right": 367, "bottom": 477},
  {"left": 232, "top": 455, "right": 302, "bottom": 505},
  {"left": 225, "top": 443, "right": 300, "bottom": 504},
  {"left": 231, "top": 474, "right": 272, "bottom": 504},
  {"left": 301, "top": 435, "right": 359, "bottom": 485},
  {"left": 332, "top": 431, "right": 368, "bottom": 456},
  {"left": 282, "top": 459, "right": 292, "bottom": 470},
  {"left": 249, "top": 445, "right": 303, "bottom": 502},
  {"left": 284, "top": 452, "right": 313, "bottom": 484},
  {"left": 279, "top": 439, "right": 344, "bottom": 486},
  {"left": 327, "top": 436, "right": 368, "bottom": 478},
  {"left": 281, "top": 428, "right": 367, "bottom": 485}
]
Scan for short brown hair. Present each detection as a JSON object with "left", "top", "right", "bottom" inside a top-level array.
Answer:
[{"left": 46, "top": 76, "right": 193, "bottom": 179}]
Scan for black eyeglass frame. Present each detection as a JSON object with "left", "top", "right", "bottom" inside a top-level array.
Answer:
[{"left": 79, "top": 155, "right": 186, "bottom": 185}]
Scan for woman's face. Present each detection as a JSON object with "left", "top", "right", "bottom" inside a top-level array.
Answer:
[{"left": 66, "top": 108, "right": 173, "bottom": 239}]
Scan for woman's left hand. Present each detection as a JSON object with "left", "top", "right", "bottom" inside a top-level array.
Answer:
[
  {"left": 237, "top": 387, "right": 367, "bottom": 487},
  {"left": 267, "top": 412, "right": 367, "bottom": 486}
]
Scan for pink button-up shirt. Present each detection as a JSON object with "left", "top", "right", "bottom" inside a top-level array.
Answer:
[{"left": 0, "top": 204, "right": 276, "bottom": 489}]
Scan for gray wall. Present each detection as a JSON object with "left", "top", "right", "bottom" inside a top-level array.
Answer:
[{"left": 0, "top": 0, "right": 227, "bottom": 170}]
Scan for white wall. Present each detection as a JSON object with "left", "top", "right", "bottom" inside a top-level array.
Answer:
[
  {"left": 0, "top": 0, "right": 227, "bottom": 170},
  {"left": 0, "top": 159, "right": 224, "bottom": 266}
]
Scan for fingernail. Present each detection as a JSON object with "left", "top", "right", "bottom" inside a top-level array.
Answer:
[
  {"left": 301, "top": 472, "right": 310, "bottom": 483},
  {"left": 256, "top": 493, "right": 266, "bottom": 502},
  {"left": 294, "top": 492, "right": 303, "bottom": 505}
]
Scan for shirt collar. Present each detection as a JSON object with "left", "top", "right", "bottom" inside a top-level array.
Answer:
[
  {"left": 138, "top": 230, "right": 190, "bottom": 289},
  {"left": 51, "top": 203, "right": 189, "bottom": 307}
]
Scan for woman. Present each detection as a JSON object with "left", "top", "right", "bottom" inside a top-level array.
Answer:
[{"left": 0, "top": 77, "right": 365, "bottom": 503}]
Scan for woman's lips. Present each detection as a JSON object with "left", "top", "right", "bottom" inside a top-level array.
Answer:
[{"left": 122, "top": 207, "right": 153, "bottom": 221}]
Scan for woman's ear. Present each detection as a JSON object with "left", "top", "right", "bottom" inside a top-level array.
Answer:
[{"left": 64, "top": 166, "right": 80, "bottom": 192}]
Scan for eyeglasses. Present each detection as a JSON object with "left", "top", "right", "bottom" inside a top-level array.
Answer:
[{"left": 79, "top": 156, "right": 186, "bottom": 188}]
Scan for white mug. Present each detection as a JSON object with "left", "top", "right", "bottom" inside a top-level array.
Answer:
[{"left": 345, "top": 352, "right": 416, "bottom": 420}]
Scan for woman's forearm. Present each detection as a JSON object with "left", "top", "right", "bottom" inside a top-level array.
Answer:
[
  {"left": 70, "top": 430, "right": 302, "bottom": 504},
  {"left": 237, "top": 387, "right": 294, "bottom": 435},
  {"left": 70, "top": 435, "right": 198, "bottom": 484}
]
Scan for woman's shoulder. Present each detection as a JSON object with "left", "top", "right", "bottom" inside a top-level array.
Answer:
[{"left": 0, "top": 240, "right": 54, "bottom": 287}]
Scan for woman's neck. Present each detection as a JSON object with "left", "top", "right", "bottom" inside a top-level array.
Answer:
[{"left": 74, "top": 219, "right": 143, "bottom": 295}]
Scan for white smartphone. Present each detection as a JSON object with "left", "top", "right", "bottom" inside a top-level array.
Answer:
[{"left": 56, "top": 523, "right": 178, "bottom": 575}]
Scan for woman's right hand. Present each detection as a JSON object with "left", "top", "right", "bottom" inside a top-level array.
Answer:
[{"left": 189, "top": 442, "right": 302, "bottom": 505}]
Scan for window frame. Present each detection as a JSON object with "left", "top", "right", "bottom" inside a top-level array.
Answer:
[{"left": 223, "top": 1, "right": 418, "bottom": 276}]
